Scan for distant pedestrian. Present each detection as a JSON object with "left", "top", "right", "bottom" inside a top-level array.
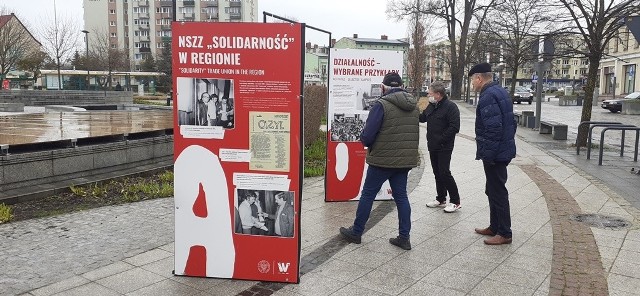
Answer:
[
  {"left": 420, "top": 81, "right": 461, "bottom": 213},
  {"left": 114, "top": 82, "right": 123, "bottom": 91},
  {"left": 339, "top": 72, "right": 420, "bottom": 250},
  {"left": 469, "top": 62, "right": 517, "bottom": 245}
]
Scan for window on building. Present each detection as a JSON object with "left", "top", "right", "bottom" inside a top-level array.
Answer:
[
  {"left": 225, "top": 7, "right": 241, "bottom": 14},
  {"left": 562, "top": 59, "right": 569, "bottom": 65},
  {"left": 562, "top": 69, "right": 569, "bottom": 75},
  {"left": 133, "top": 7, "right": 148, "bottom": 14},
  {"left": 156, "top": 7, "right": 170, "bottom": 13},
  {"left": 110, "top": 9, "right": 116, "bottom": 14},
  {"left": 573, "top": 60, "right": 578, "bottom": 65},
  {"left": 180, "top": 7, "right": 194, "bottom": 13},
  {"left": 111, "top": 44, "right": 117, "bottom": 49},
  {"left": 135, "top": 54, "right": 142, "bottom": 60},
  {"left": 110, "top": 33, "right": 117, "bottom": 37},
  {"left": 110, "top": 21, "right": 116, "bottom": 26},
  {"left": 157, "top": 42, "right": 165, "bottom": 48}
]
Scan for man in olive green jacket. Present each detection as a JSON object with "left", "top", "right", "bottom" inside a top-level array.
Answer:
[{"left": 340, "top": 72, "right": 420, "bottom": 250}]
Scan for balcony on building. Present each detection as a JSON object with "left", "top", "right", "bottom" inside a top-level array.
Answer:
[
  {"left": 159, "top": 0, "right": 172, "bottom": 7},
  {"left": 205, "top": 13, "right": 219, "bottom": 19},
  {"left": 206, "top": 1, "right": 219, "bottom": 7},
  {"left": 138, "top": 0, "right": 149, "bottom": 7},
  {"left": 183, "top": 0, "right": 195, "bottom": 6},
  {"left": 229, "top": 2, "right": 242, "bottom": 7},
  {"left": 139, "top": 47, "right": 151, "bottom": 53},
  {"left": 562, "top": 64, "right": 571, "bottom": 69},
  {"left": 230, "top": 12, "right": 242, "bottom": 19}
]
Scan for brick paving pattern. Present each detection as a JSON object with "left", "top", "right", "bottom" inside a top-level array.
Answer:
[{"left": 521, "top": 165, "right": 609, "bottom": 296}]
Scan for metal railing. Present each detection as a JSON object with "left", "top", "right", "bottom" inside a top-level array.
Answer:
[
  {"left": 576, "top": 121, "right": 622, "bottom": 155},
  {"left": 598, "top": 126, "right": 640, "bottom": 165}
]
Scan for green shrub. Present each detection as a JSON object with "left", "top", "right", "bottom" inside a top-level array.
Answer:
[
  {"left": 0, "top": 203, "right": 13, "bottom": 223},
  {"left": 304, "top": 131, "right": 326, "bottom": 177}
]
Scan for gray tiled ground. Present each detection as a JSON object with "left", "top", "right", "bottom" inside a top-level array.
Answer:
[{"left": 3, "top": 101, "right": 640, "bottom": 295}]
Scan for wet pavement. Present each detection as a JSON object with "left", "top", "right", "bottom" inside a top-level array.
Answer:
[
  {"left": 0, "top": 110, "right": 172, "bottom": 146},
  {"left": 1, "top": 100, "right": 639, "bottom": 296}
]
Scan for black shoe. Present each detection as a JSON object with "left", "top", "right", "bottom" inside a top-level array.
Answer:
[
  {"left": 389, "top": 236, "right": 411, "bottom": 250},
  {"left": 339, "top": 226, "right": 361, "bottom": 244}
]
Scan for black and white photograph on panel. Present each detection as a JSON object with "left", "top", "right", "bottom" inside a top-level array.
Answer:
[
  {"left": 235, "top": 189, "right": 295, "bottom": 238},
  {"left": 330, "top": 113, "right": 368, "bottom": 142},
  {"left": 359, "top": 83, "right": 383, "bottom": 111},
  {"left": 176, "top": 77, "right": 235, "bottom": 128}
]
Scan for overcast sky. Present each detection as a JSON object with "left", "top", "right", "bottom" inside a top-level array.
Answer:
[{"left": 2, "top": 0, "right": 409, "bottom": 46}]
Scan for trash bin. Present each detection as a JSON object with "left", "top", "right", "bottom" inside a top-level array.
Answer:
[{"left": 166, "top": 91, "right": 173, "bottom": 106}]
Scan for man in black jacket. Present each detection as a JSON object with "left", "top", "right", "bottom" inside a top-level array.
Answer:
[{"left": 420, "top": 81, "right": 461, "bottom": 213}]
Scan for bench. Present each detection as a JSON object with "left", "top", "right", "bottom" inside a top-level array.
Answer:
[{"left": 540, "top": 120, "right": 568, "bottom": 140}]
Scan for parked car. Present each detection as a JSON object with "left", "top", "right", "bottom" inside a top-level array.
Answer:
[
  {"left": 513, "top": 86, "right": 533, "bottom": 104},
  {"left": 548, "top": 86, "right": 559, "bottom": 92},
  {"left": 601, "top": 92, "right": 640, "bottom": 113}
]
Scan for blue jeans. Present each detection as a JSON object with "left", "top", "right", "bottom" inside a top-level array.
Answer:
[{"left": 352, "top": 165, "right": 412, "bottom": 239}]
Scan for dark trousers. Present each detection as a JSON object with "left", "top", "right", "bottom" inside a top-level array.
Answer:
[
  {"left": 429, "top": 150, "right": 460, "bottom": 204},
  {"left": 483, "top": 161, "right": 512, "bottom": 238}
]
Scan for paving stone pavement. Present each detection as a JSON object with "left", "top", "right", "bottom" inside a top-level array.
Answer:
[{"left": 2, "top": 101, "right": 640, "bottom": 296}]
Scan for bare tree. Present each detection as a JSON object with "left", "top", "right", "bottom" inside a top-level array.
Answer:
[
  {"left": 38, "top": 12, "right": 79, "bottom": 89},
  {"left": 0, "top": 9, "right": 40, "bottom": 80},
  {"left": 87, "top": 27, "right": 129, "bottom": 90},
  {"left": 156, "top": 46, "right": 172, "bottom": 94},
  {"left": 483, "top": 0, "right": 552, "bottom": 96},
  {"left": 406, "top": 1, "right": 429, "bottom": 96},
  {"left": 551, "top": 0, "right": 640, "bottom": 147},
  {"left": 16, "top": 50, "right": 48, "bottom": 86},
  {"left": 388, "top": 0, "right": 499, "bottom": 100}
]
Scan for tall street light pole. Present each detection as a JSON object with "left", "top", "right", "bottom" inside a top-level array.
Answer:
[{"left": 82, "top": 30, "right": 90, "bottom": 90}]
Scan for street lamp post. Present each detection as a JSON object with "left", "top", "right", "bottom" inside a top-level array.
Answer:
[{"left": 82, "top": 30, "right": 90, "bottom": 90}]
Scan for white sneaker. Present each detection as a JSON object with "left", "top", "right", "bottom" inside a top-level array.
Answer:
[
  {"left": 426, "top": 200, "right": 446, "bottom": 208},
  {"left": 443, "top": 203, "right": 461, "bottom": 213}
]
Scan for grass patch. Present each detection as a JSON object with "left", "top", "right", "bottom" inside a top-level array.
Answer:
[
  {"left": 304, "top": 131, "right": 327, "bottom": 177},
  {"left": 0, "top": 203, "right": 13, "bottom": 224},
  {"left": 6, "top": 170, "right": 174, "bottom": 223},
  {"left": 133, "top": 98, "right": 166, "bottom": 106}
]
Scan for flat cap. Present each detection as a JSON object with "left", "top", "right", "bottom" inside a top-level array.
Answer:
[{"left": 468, "top": 62, "right": 492, "bottom": 77}]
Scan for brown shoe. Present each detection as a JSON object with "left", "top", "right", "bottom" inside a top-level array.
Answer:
[
  {"left": 484, "top": 235, "right": 512, "bottom": 245},
  {"left": 474, "top": 227, "right": 495, "bottom": 236}
]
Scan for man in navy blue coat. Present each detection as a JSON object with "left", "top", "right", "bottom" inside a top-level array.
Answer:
[{"left": 469, "top": 63, "right": 517, "bottom": 245}]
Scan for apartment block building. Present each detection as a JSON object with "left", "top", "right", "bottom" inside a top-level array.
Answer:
[{"left": 82, "top": 0, "right": 258, "bottom": 70}]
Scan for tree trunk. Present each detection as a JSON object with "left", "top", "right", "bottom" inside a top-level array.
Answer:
[
  {"left": 450, "top": 67, "right": 464, "bottom": 100},
  {"left": 509, "top": 66, "right": 519, "bottom": 98},
  {"left": 576, "top": 57, "right": 600, "bottom": 147},
  {"left": 56, "top": 57, "right": 62, "bottom": 90}
]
